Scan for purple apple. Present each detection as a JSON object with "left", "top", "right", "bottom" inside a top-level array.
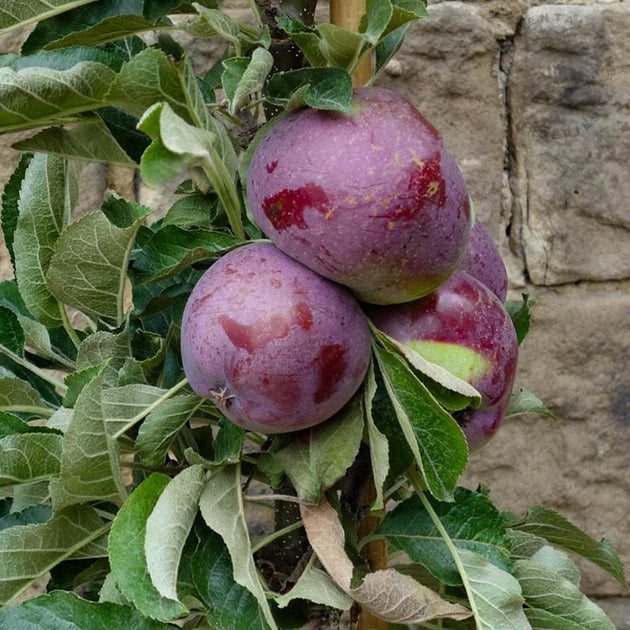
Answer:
[
  {"left": 180, "top": 243, "right": 371, "bottom": 433},
  {"left": 365, "top": 271, "right": 518, "bottom": 449},
  {"left": 459, "top": 219, "right": 508, "bottom": 301},
  {"left": 246, "top": 87, "right": 472, "bottom": 304}
]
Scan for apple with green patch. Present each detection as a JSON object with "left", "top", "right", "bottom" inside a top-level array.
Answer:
[
  {"left": 181, "top": 243, "right": 371, "bottom": 433},
  {"left": 246, "top": 87, "right": 472, "bottom": 304},
  {"left": 365, "top": 271, "right": 518, "bottom": 449}
]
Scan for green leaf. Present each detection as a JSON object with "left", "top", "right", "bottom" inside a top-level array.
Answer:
[
  {"left": 145, "top": 465, "right": 204, "bottom": 603},
  {"left": 14, "top": 121, "right": 137, "bottom": 166},
  {"left": 372, "top": 488, "right": 512, "bottom": 586},
  {"left": 0, "top": 504, "right": 109, "bottom": 605},
  {"left": 0, "top": 377, "right": 47, "bottom": 416},
  {"left": 0, "top": 59, "right": 118, "bottom": 133},
  {"left": 267, "top": 67, "right": 353, "bottom": 114},
  {"left": 274, "top": 564, "right": 353, "bottom": 611},
  {"left": 24, "top": 3, "right": 160, "bottom": 54},
  {"left": 187, "top": 524, "right": 272, "bottom": 630},
  {"left": 516, "top": 557, "right": 615, "bottom": 629},
  {"left": 133, "top": 225, "right": 243, "bottom": 283},
  {"left": 199, "top": 464, "right": 277, "bottom": 630},
  {"left": 211, "top": 417, "right": 245, "bottom": 465},
  {"left": 109, "top": 473, "right": 186, "bottom": 621},
  {"left": 50, "top": 365, "right": 126, "bottom": 509},
  {"left": 388, "top": 0, "right": 429, "bottom": 32},
  {"left": 363, "top": 363, "right": 389, "bottom": 510},
  {"left": 137, "top": 102, "right": 244, "bottom": 239},
  {"left": 222, "top": 57, "right": 250, "bottom": 105},
  {"left": 505, "top": 294, "right": 533, "bottom": 345},
  {"left": 101, "top": 32, "right": 147, "bottom": 59},
  {"left": 507, "top": 529, "right": 547, "bottom": 560},
  {"left": 529, "top": 545, "right": 581, "bottom": 585},
  {"left": 76, "top": 330, "right": 132, "bottom": 387},
  {"left": 361, "top": 0, "right": 394, "bottom": 45},
  {"left": 275, "top": 17, "right": 327, "bottom": 67},
  {"left": 136, "top": 395, "right": 204, "bottom": 467},
  {"left": 525, "top": 608, "right": 612, "bottom": 630},
  {"left": 0, "top": 433, "right": 62, "bottom": 487},
  {"left": 190, "top": 5, "right": 240, "bottom": 47},
  {"left": 1, "top": 46, "right": 121, "bottom": 72},
  {"left": 271, "top": 397, "right": 364, "bottom": 504},
  {"left": 510, "top": 505, "right": 628, "bottom": 589},
  {"left": 10, "top": 481, "right": 51, "bottom": 513},
  {"left": 227, "top": 48, "right": 274, "bottom": 114},
  {"left": 0, "top": 411, "right": 60, "bottom": 438},
  {"left": 317, "top": 23, "right": 367, "bottom": 70},
  {"left": 373, "top": 345, "right": 468, "bottom": 502},
  {"left": 507, "top": 387, "right": 555, "bottom": 420},
  {"left": 0, "top": 0, "right": 99, "bottom": 35},
  {"left": 63, "top": 363, "right": 104, "bottom": 408},
  {"left": 1, "top": 153, "right": 32, "bottom": 271},
  {"left": 20, "top": 324, "right": 75, "bottom": 372},
  {"left": 101, "top": 384, "right": 167, "bottom": 436},
  {"left": 373, "top": 328, "right": 481, "bottom": 409},
  {"left": 97, "top": 106, "right": 150, "bottom": 163},
  {"left": 137, "top": 102, "right": 210, "bottom": 180},
  {"left": 373, "top": 23, "right": 410, "bottom": 81},
  {"left": 177, "top": 56, "right": 210, "bottom": 128},
  {"left": 144, "top": 0, "right": 217, "bottom": 22},
  {"left": 0, "top": 306, "right": 24, "bottom": 357},
  {"left": 160, "top": 194, "right": 219, "bottom": 229},
  {"left": 109, "top": 48, "right": 190, "bottom": 121},
  {"left": 0, "top": 590, "right": 175, "bottom": 629},
  {"left": 0, "top": 502, "right": 51, "bottom": 530},
  {"left": 46, "top": 207, "right": 151, "bottom": 325},
  {"left": 0, "top": 283, "right": 76, "bottom": 368},
  {"left": 457, "top": 548, "right": 529, "bottom": 629},
  {"left": 46, "top": 406, "right": 73, "bottom": 433},
  {"left": 13, "top": 155, "right": 78, "bottom": 326}
]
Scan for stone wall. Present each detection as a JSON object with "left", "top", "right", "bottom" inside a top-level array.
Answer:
[{"left": 1, "top": 1, "right": 629, "bottom": 625}]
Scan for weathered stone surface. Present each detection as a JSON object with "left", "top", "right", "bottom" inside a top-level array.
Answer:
[
  {"left": 595, "top": 597, "right": 630, "bottom": 630},
  {"left": 463, "top": 284, "right": 630, "bottom": 596},
  {"left": 509, "top": 4, "right": 630, "bottom": 285}
]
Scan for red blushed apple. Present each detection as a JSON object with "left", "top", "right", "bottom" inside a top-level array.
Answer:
[
  {"left": 459, "top": 219, "right": 508, "bottom": 301},
  {"left": 246, "top": 87, "right": 472, "bottom": 305},
  {"left": 180, "top": 243, "right": 371, "bottom": 433},
  {"left": 365, "top": 271, "right": 518, "bottom": 449}
]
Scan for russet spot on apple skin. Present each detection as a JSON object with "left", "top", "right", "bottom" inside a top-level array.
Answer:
[
  {"left": 180, "top": 242, "right": 371, "bottom": 434},
  {"left": 246, "top": 87, "right": 472, "bottom": 305}
]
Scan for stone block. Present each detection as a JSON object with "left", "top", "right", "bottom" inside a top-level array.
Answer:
[
  {"left": 595, "top": 597, "right": 630, "bottom": 630},
  {"left": 463, "top": 284, "right": 630, "bottom": 596},
  {"left": 509, "top": 4, "right": 630, "bottom": 285}
]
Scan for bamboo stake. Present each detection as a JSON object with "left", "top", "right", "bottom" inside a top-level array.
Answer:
[{"left": 330, "top": 0, "right": 372, "bottom": 87}]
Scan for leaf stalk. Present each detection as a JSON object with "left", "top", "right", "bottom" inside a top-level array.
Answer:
[
  {"left": 408, "top": 468, "right": 481, "bottom": 628},
  {"left": 112, "top": 377, "right": 190, "bottom": 440}
]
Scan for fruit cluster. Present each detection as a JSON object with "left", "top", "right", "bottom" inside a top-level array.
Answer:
[{"left": 181, "top": 87, "right": 518, "bottom": 449}]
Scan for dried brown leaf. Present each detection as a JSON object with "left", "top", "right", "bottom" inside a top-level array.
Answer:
[{"left": 300, "top": 498, "right": 472, "bottom": 624}]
